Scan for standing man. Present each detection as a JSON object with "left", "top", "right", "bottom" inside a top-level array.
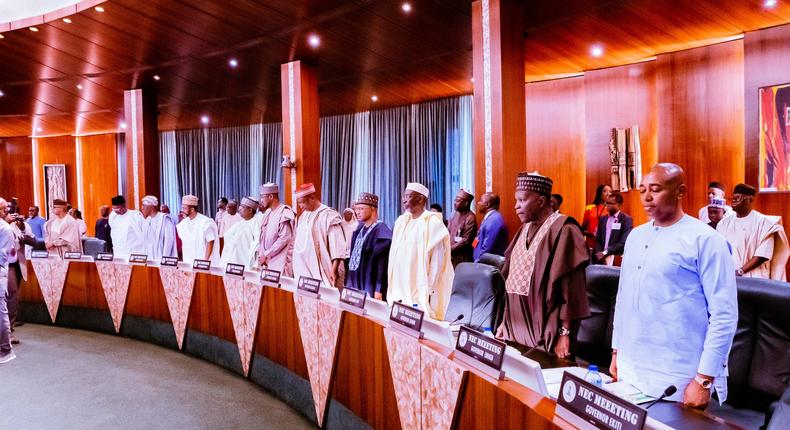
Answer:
[
  {"left": 473, "top": 193, "right": 509, "bottom": 261},
  {"left": 346, "top": 193, "right": 392, "bottom": 299},
  {"left": 496, "top": 172, "right": 590, "bottom": 358},
  {"left": 611, "top": 163, "right": 738, "bottom": 409},
  {"left": 5, "top": 207, "right": 35, "bottom": 345},
  {"left": 707, "top": 197, "right": 727, "bottom": 230},
  {"left": 177, "top": 195, "right": 220, "bottom": 265},
  {"left": 447, "top": 189, "right": 477, "bottom": 267},
  {"left": 0, "top": 198, "right": 16, "bottom": 363},
  {"left": 292, "top": 183, "right": 346, "bottom": 289},
  {"left": 256, "top": 183, "right": 296, "bottom": 275},
  {"left": 594, "top": 192, "right": 633, "bottom": 265},
  {"left": 26, "top": 206, "right": 45, "bottom": 240},
  {"left": 215, "top": 197, "right": 228, "bottom": 229},
  {"left": 108, "top": 195, "right": 145, "bottom": 259},
  {"left": 219, "top": 197, "right": 259, "bottom": 270},
  {"left": 388, "top": 183, "right": 454, "bottom": 320},
  {"left": 717, "top": 183, "right": 790, "bottom": 280},
  {"left": 141, "top": 196, "right": 177, "bottom": 262},
  {"left": 44, "top": 199, "right": 82, "bottom": 257},
  {"left": 95, "top": 206, "right": 113, "bottom": 251},
  {"left": 698, "top": 182, "right": 734, "bottom": 223},
  {"left": 218, "top": 200, "right": 242, "bottom": 239},
  {"left": 550, "top": 194, "right": 564, "bottom": 214}
]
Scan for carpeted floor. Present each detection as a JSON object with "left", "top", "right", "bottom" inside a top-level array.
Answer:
[{"left": 0, "top": 324, "right": 314, "bottom": 429}]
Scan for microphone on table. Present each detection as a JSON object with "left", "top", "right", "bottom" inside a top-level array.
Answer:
[
  {"left": 522, "top": 339, "right": 546, "bottom": 357},
  {"left": 645, "top": 385, "right": 677, "bottom": 409},
  {"left": 447, "top": 314, "right": 465, "bottom": 326}
]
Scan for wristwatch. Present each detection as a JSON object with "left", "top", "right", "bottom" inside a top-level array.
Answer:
[
  {"left": 736, "top": 268, "right": 745, "bottom": 276},
  {"left": 558, "top": 326, "right": 571, "bottom": 337},
  {"left": 694, "top": 375, "right": 713, "bottom": 390}
]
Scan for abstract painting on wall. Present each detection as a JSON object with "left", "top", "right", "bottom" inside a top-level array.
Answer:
[
  {"left": 759, "top": 83, "right": 790, "bottom": 191},
  {"left": 43, "top": 164, "right": 67, "bottom": 218}
]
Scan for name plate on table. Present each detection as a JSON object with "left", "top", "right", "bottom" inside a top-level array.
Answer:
[
  {"left": 389, "top": 302, "right": 424, "bottom": 338},
  {"left": 31, "top": 250, "right": 49, "bottom": 259},
  {"left": 96, "top": 252, "right": 114, "bottom": 261},
  {"left": 64, "top": 252, "right": 82, "bottom": 260},
  {"left": 225, "top": 263, "right": 245, "bottom": 277},
  {"left": 339, "top": 287, "right": 367, "bottom": 314},
  {"left": 555, "top": 372, "right": 646, "bottom": 430},
  {"left": 160, "top": 256, "right": 179, "bottom": 267},
  {"left": 129, "top": 254, "right": 148, "bottom": 264},
  {"left": 454, "top": 325, "right": 506, "bottom": 379},
  {"left": 260, "top": 269, "right": 281, "bottom": 284},
  {"left": 297, "top": 276, "right": 322, "bottom": 296},
  {"left": 193, "top": 259, "right": 211, "bottom": 271}
]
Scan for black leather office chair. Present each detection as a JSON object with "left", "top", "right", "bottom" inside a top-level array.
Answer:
[
  {"left": 444, "top": 262, "right": 504, "bottom": 331},
  {"left": 575, "top": 264, "right": 619, "bottom": 368},
  {"left": 477, "top": 253, "right": 505, "bottom": 272},
  {"left": 81, "top": 237, "right": 107, "bottom": 258}
]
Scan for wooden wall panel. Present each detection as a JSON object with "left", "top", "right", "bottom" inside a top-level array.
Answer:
[
  {"left": 657, "top": 40, "right": 745, "bottom": 214},
  {"left": 584, "top": 62, "right": 658, "bottom": 226},
  {"left": 0, "top": 137, "right": 34, "bottom": 211},
  {"left": 35, "top": 135, "right": 79, "bottom": 218},
  {"left": 525, "top": 76, "right": 586, "bottom": 222},
  {"left": 744, "top": 24, "right": 790, "bottom": 276},
  {"left": 187, "top": 273, "right": 236, "bottom": 344},
  {"left": 79, "top": 133, "right": 118, "bottom": 235}
]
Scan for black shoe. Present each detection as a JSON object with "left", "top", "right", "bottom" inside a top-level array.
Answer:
[{"left": 10, "top": 335, "right": 19, "bottom": 345}]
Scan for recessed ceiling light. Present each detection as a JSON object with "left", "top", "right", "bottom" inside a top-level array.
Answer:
[
  {"left": 590, "top": 44, "right": 604, "bottom": 58},
  {"left": 765, "top": 0, "right": 778, "bottom": 7},
  {"left": 153, "top": 74, "right": 161, "bottom": 81},
  {"left": 308, "top": 34, "right": 321, "bottom": 48},
  {"left": 29, "top": 27, "right": 39, "bottom": 32},
  {"left": 402, "top": 2, "right": 412, "bottom": 13},
  {"left": 0, "top": 90, "right": 3, "bottom": 97},
  {"left": 228, "top": 58, "right": 238, "bottom": 68},
  {"left": 95, "top": 6, "right": 105, "bottom": 12},
  {"left": 371, "top": 95, "right": 379, "bottom": 102},
  {"left": 0, "top": 34, "right": 4, "bottom": 39},
  {"left": 76, "top": 84, "right": 83, "bottom": 90},
  {"left": 120, "top": 122, "right": 127, "bottom": 129},
  {"left": 62, "top": 18, "right": 72, "bottom": 24},
  {"left": 470, "top": 77, "right": 475, "bottom": 83},
  {"left": 200, "top": 115, "right": 209, "bottom": 125},
  {"left": 36, "top": 127, "right": 42, "bottom": 132}
]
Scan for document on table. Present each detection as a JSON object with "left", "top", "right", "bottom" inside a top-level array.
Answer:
[
  {"left": 542, "top": 367, "right": 613, "bottom": 399},
  {"left": 603, "top": 381, "right": 655, "bottom": 405}
]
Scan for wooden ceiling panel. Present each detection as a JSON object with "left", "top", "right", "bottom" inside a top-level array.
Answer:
[{"left": 1, "top": 0, "right": 790, "bottom": 137}]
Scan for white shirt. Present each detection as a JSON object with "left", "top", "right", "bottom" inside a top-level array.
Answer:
[
  {"left": 109, "top": 210, "right": 145, "bottom": 259},
  {"left": 177, "top": 213, "right": 219, "bottom": 265},
  {"left": 698, "top": 204, "right": 734, "bottom": 224},
  {"left": 613, "top": 215, "right": 738, "bottom": 402},
  {"left": 219, "top": 212, "right": 243, "bottom": 238}
]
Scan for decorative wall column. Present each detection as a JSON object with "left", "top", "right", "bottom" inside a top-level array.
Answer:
[
  {"left": 123, "top": 87, "right": 159, "bottom": 210},
  {"left": 280, "top": 60, "right": 321, "bottom": 208},
  {"left": 472, "top": 0, "right": 526, "bottom": 235}
]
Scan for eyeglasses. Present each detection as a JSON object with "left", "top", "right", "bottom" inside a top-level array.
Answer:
[{"left": 730, "top": 196, "right": 751, "bottom": 202}]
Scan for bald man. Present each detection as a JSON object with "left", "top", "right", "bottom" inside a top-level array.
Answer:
[{"left": 611, "top": 163, "right": 737, "bottom": 410}]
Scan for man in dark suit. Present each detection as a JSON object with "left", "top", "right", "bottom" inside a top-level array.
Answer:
[
  {"left": 472, "top": 193, "right": 509, "bottom": 261},
  {"left": 594, "top": 192, "right": 632, "bottom": 265}
]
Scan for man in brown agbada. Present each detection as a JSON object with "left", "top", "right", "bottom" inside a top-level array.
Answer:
[
  {"left": 496, "top": 172, "right": 590, "bottom": 358},
  {"left": 447, "top": 189, "right": 477, "bottom": 267}
]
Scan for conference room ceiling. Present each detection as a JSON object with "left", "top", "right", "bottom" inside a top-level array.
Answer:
[{"left": 0, "top": 0, "right": 789, "bottom": 137}]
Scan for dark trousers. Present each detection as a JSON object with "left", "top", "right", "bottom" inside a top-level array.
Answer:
[{"left": 7, "top": 262, "right": 21, "bottom": 329}]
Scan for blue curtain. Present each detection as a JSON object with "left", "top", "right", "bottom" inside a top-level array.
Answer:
[
  {"left": 159, "top": 123, "right": 282, "bottom": 217},
  {"left": 320, "top": 95, "right": 474, "bottom": 225}
]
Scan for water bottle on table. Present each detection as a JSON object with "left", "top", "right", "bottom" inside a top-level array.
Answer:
[{"left": 585, "top": 364, "right": 603, "bottom": 388}]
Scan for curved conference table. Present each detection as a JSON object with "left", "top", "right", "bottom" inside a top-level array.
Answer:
[{"left": 18, "top": 258, "right": 737, "bottom": 430}]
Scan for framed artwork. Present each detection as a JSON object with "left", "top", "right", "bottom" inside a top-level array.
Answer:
[
  {"left": 43, "top": 164, "right": 67, "bottom": 218},
  {"left": 758, "top": 83, "right": 790, "bottom": 191}
]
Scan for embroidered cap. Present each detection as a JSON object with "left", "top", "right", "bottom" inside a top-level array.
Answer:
[
  {"left": 733, "top": 183, "right": 756, "bottom": 196},
  {"left": 240, "top": 196, "right": 258, "bottom": 209},
  {"left": 259, "top": 182, "right": 279, "bottom": 195},
  {"left": 516, "top": 171, "right": 553, "bottom": 197},
  {"left": 405, "top": 182, "right": 429, "bottom": 198},
  {"left": 295, "top": 183, "right": 316, "bottom": 199},
  {"left": 141, "top": 195, "right": 158, "bottom": 206},
  {"left": 182, "top": 195, "right": 199, "bottom": 206},
  {"left": 354, "top": 192, "right": 379, "bottom": 208},
  {"left": 708, "top": 197, "right": 726, "bottom": 209}
]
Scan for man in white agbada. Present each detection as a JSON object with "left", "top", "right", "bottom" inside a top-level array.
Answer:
[
  {"left": 256, "top": 183, "right": 295, "bottom": 275},
  {"left": 218, "top": 200, "right": 243, "bottom": 238},
  {"left": 108, "top": 195, "right": 145, "bottom": 259},
  {"left": 141, "top": 195, "right": 177, "bottom": 262},
  {"left": 292, "top": 183, "right": 346, "bottom": 289},
  {"left": 219, "top": 197, "right": 259, "bottom": 270},
  {"left": 698, "top": 182, "right": 734, "bottom": 223},
  {"left": 717, "top": 183, "right": 790, "bottom": 280},
  {"left": 387, "top": 182, "right": 454, "bottom": 320},
  {"left": 177, "top": 195, "right": 220, "bottom": 265}
]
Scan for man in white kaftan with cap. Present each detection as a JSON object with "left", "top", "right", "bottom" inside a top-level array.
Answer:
[
  {"left": 717, "top": 183, "right": 790, "bottom": 280},
  {"left": 387, "top": 182, "right": 454, "bottom": 320},
  {"left": 219, "top": 197, "right": 259, "bottom": 270},
  {"left": 141, "top": 195, "right": 177, "bottom": 262},
  {"left": 108, "top": 195, "right": 145, "bottom": 259},
  {"left": 177, "top": 195, "right": 220, "bottom": 266},
  {"left": 256, "top": 183, "right": 295, "bottom": 275},
  {"left": 292, "top": 183, "right": 346, "bottom": 289}
]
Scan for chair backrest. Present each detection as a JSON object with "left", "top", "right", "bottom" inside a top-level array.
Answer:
[
  {"left": 477, "top": 253, "right": 505, "bottom": 271},
  {"left": 81, "top": 237, "right": 107, "bottom": 258},
  {"left": 727, "top": 277, "right": 790, "bottom": 411},
  {"left": 575, "top": 264, "right": 620, "bottom": 368},
  {"left": 444, "top": 262, "right": 504, "bottom": 330}
]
